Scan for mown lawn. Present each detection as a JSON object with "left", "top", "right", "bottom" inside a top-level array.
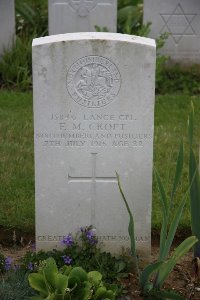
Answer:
[{"left": 0, "top": 90, "right": 200, "bottom": 233}]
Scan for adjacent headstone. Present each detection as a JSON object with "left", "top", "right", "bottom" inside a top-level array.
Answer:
[
  {"left": 0, "top": 0, "right": 15, "bottom": 58},
  {"left": 143, "top": 0, "right": 200, "bottom": 64},
  {"left": 48, "top": 0, "right": 117, "bottom": 35},
  {"left": 33, "top": 32, "right": 156, "bottom": 258}
]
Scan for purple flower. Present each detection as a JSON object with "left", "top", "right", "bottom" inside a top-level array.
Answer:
[
  {"left": 28, "top": 262, "right": 34, "bottom": 271},
  {"left": 86, "top": 229, "right": 95, "bottom": 240},
  {"left": 5, "top": 257, "right": 12, "bottom": 271},
  {"left": 86, "top": 229, "right": 97, "bottom": 245},
  {"left": 61, "top": 234, "right": 73, "bottom": 246},
  {"left": 62, "top": 255, "right": 72, "bottom": 265}
]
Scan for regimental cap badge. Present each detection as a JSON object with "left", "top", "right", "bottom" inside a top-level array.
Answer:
[{"left": 67, "top": 56, "right": 121, "bottom": 108}]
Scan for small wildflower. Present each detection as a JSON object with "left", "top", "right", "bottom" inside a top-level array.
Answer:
[
  {"left": 61, "top": 234, "right": 73, "bottom": 246},
  {"left": 62, "top": 255, "right": 72, "bottom": 265},
  {"left": 86, "top": 229, "right": 95, "bottom": 239},
  {"left": 86, "top": 229, "right": 97, "bottom": 245},
  {"left": 31, "top": 243, "right": 36, "bottom": 251},
  {"left": 5, "top": 257, "right": 12, "bottom": 271},
  {"left": 28, "top": 262, "right": 34, "bottom": 271}
]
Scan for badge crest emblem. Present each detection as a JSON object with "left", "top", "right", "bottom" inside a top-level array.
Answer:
[
  {"left": 67, "top": 56, "right": 121, "bottom": 108},
  {"left": 69, "top": 0, "right": 99, "bottom": 17}
]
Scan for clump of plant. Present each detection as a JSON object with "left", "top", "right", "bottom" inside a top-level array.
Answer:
[
  {"left": 15, "top": 0, "right": 48, "bottom": 38},
  {"left": 28, "top": 257, "right": 117, "bottom": 299},
  {"left": 118, "top": 0, "right": 150, "bottom": 36},
  {"left": 21, "top": 226, "right": 129, "bottom": 290},
  {"left": 155, "top": 63, "right": 200, "bottom": 95},
  {"left": 188, "top": 103, "right": 200, "bottom": 280},
  {"left": 0, "top": 269, "right": 36, "bottom": 300},
  {"left": 116, "top": 137, "right": 198, "bottom": 299},
  {"left": 0, "top": 36, "right": 32, "bottom": 90},
  {"left": 0, "top": 0, "right": 48, "bottom": 90},
  {"left": 0, "top": 253, "right": 16, "bottom": 273}
]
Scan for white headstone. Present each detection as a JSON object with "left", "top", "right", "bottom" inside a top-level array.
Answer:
[
  {"left": 33, "top": 32, "right": 156, "bottom": 258},
  {"left": 0, "top": 0, "right": 15, "bottom": 58},
  {"left": 48, "top": 0, "right": 117, "bottom": 35},
  {"left": 143, "top": 0, "right": 200, "bottom": 64}
]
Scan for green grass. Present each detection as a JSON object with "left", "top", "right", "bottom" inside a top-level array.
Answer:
[
  {"left": 0, "top": 90, "right": 34, "bottom": 232},
  {"left": 153, "top": 94, "right": 200, "bottom": 232},
  {"left": 0, "top": 91, "right": 200, "bottom": 234}
]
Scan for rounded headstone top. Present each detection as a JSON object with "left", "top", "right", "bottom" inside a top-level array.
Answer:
[{"left": 32, "top": 32, "right": 156, "bottom": 48}]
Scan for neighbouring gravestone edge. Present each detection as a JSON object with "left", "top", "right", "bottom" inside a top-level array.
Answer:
[{"left": 32, "top": 32, "right": 156, "bottom": 49}]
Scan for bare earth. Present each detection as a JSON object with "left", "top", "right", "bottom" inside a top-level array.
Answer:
[{"left": 0, "top": 230, "right": 200, "bottom": 300}]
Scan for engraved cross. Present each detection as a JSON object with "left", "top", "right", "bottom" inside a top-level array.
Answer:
[{"left": 68, "top": 153, "right": 117, "bottom": 225}]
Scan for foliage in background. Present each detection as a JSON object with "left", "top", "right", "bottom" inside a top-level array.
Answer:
[
  {"left": 15, "top": 0, "right": 48, "bottom": 38},
  {"left": 0, "top": 0, "right": 48, "bottom": 90},
  {"left": 188, "top": 104, "right": 200, "bottom": 259},
  {"left": 116, "top": 138, "right": 198, "bottom": 298},
  {"left": 156, "top": 64, "right": 200, "bottom": 95},
  {"left": 28, "top": 257, "right": 117, "bottom": 300},
  {"left": 0, "top": 37, "right": 32, "bottom": 90},
  {"left": 117, "top": 0, "right": 150, "bottom": 36}
]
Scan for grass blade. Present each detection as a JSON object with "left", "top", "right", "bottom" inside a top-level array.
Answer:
[
  {"left": 170, "top": 141, "right": 184, "bottom": 201},
  {"left": 140, "top": 261, "right": 163, "bottom": 290},
  {"left": 116, "top": 172, "right": 136, "bottom": 257},
  {"left": 154, "top": 168, "right": 168, "bottom": 260},
  {"left": 163, "top": 193, "right": 187, "bottom": 259},
  {"left": 188, "top": 102, "right": 194, "bottom": 147},
  {"left": 155, "top": 236, "right": 198, "bottom": 288}
]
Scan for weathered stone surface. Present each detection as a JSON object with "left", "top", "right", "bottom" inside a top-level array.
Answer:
[
  {"left": 0, "top": 0, "right": 15, "bottom": 58},
  {"left": 143, "top": 0, "right": 200, "bottom": 64},
  {"left": 48, "top": 0, "right": 117, "bottom": 35},
  {"left": 33, "top": 32, "right": 156, "bottom": 258}
]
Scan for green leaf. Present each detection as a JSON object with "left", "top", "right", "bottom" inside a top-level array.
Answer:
[
  {"left": 155, "top": 236, "right": 198, "bottom": 288},
  {"left": 139, "top": 261, "right": 163, "bottom": 290},
  {"left": 189, "top": 149, "right": 200, "bottom": 257},
  {"left": 78, "top": 287, "right": 92, "bottom": 300},
  {"left": 68, "top": 267, "right": 88, "bottom": 283},
  {"left": 28, "top": 273, "right": 49, "bottom": 297},
  {"left": 154, "top": 168, "right": 168, "bottom": 260},
  {"left": 95, "top": 287, "right": 107, "bottom": 299},
  {"left": 88, "top": 271, "right": 102, "bottom": 288},
  {"left": 163, "top": 191, "right": 187, "bottom": 259},
  {"left": 15, "top": 2, "right": 36, "bottom": 26},
  {"left": 55, "top": 273, "right": 68, "bottom": 294},
  {"left": 171, "top": 141, "right": 184, "bottom": 201},
  {"left": 43, "top": 258, "right": 58, "bottom": 290},
  {"left": 116, "top": 172, "right": 136, "bottom": 257}
]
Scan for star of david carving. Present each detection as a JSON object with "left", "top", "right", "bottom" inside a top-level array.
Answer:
[{"left": 160, "top": 4, "right": 196, "bottom": 44}]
